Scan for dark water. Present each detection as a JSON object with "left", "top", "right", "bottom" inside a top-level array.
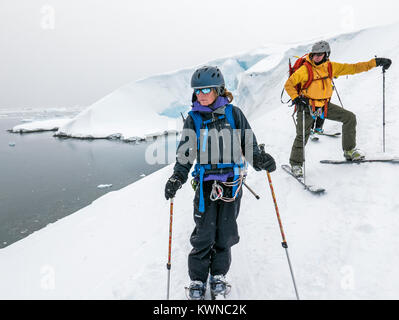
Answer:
[{"left": 0, "top": 116, "right": 174, "bottom": 248}]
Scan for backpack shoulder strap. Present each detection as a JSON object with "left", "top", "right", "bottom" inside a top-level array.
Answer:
[
  {"left": 189, "top": 105, "right": 236, "bottom": 149},
  {"left": 224, "top": 104, "right": 236, "bottom": 129},
  {"left": 302, "top": 61, "right": 314, "bottom": 90},
  {"left": 327, "top": 61, "right": 333, "bottom": 79},
  {"left": 188, "top": 111, "right": 202, "bottom": 138}
]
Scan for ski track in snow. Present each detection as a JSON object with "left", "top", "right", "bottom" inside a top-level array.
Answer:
[{"left": 0, "top": 24, "right": 398, "bottom": 299}]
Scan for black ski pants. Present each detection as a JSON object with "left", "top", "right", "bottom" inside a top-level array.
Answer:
[{"left": 188, "top": 181, "right": 242, "bottom": 283}]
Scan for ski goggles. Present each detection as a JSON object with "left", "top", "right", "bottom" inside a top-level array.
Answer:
[{"left": 194, "top": 88, "right": 213, "bottom": 95}]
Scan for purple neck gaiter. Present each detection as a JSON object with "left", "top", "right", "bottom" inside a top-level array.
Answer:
[{"left": 192, "top": 96, "right": 230, "bottom": 113}]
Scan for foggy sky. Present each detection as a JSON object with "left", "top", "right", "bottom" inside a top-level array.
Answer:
[{"left": 0, "top": 0, "right": 398, "bottom": 109}]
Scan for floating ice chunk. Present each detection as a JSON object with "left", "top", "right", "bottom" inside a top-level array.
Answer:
[
  {"left": 9, "top": 142, "right": 16, "bottom": 147},
  {"left": 12, "top": 119, "right": 70, "bottom": 133},
  {"left": 140, "top": 174, "right": 146, "bottom": 177},
  {"left": 97, "top": 184, "right": 113, "bottom": 189}
]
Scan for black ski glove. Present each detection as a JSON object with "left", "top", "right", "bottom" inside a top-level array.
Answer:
[
  {"left": 165, "top": 174, "right": 183, "bottom": 200},
  {"left": 253, "top": 149, "right": 276, "bottom": 172},
  {"left": 293, "top": 96, "right": 309, "bottom": 111},
  {"left": 375, "top": 58, "right": 392, "bottom": 70}
]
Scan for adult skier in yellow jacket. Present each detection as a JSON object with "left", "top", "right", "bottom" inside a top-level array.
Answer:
[{"left": 284, "top": 40, "right": 392, "bottom": 177}]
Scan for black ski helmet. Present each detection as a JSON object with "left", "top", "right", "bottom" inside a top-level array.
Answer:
[
  {"left": 191, "top": 66, "right": 225, "bottom": 89},
  {"left": 311, "top": 41, "right": 331, "bottom": 58}
]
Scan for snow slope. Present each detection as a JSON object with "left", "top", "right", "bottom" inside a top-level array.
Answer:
[{"left": 0, "top": 23, "right": 398, "bottom": 299}]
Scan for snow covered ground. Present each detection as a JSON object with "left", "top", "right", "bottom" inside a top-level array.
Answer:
[{"left": 0, "top": 23, "right": 398, "bottom": 299}]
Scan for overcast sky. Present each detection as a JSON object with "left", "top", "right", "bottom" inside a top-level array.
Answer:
[{"left": 1, "top": 0, "right": 398, "bottom": 109}]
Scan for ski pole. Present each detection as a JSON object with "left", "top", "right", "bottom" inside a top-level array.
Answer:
[
  {"left": 302, "top": 108, "right": 306, "bottom": 185},
  {"left": 243, "top": 181, "right": 260, "bottom": 200},
  {"left": 332, "top": 79, "right": 345, "bottom": 109},
  {"left": 166, "top": 198, "right": 174, "bottom": 300},
  {"left": 383, "top": 68, "right": 386, "bottom": 152},
  {"left": 180, "top": 112, "right": 186, "bottom": 123},
  {"left": 266, "top": 171, "right": 300, "bottom": 300}
]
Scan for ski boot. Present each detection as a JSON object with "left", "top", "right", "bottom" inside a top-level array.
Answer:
[
  {"left": 314, "top": 127, "right": 324, "bottom": 134},
  {"left": 344, "top": 148, "right": 365, "bottom": 161},
  {"left": 209, "top": 275, "right": 231, "bottom": 300},
  {"left": 291, "top": 165, "right": 303, "bottom": 178},
  {"left": 185, "top": 281, "right": 206, "bottom": 300},
  {"left": 309, "top": 130, "right": 319, "bottom": 141}
]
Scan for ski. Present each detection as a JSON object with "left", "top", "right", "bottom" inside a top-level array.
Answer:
[
  {"left": 184, "top": 286, "right": 205, "bottom": 300},
  {"left": 281, "top": 164, "right": 325, "bottom": 194},
  {"left": 184, "top": 284, "right": 231, "bottom": 300},
  {"left": 318, "top": 132, "right": 341, "bottom": 137},
  {"left": 210, "top": 284, "right": 231, "bottom": 300},
  {"left": 320, "top": 158, "right": 399, "bottom": 164},
  {"left": 211, "top": 292, "right": 229, "bottom": 300},
  {"left": 311, "top": 130, "right": 341, "bottom": 138}
]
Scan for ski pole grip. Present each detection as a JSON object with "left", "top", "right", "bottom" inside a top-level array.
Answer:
[
  {"left": 282, "top": 242, "right": 288, "bottom": 249},
  {"left": 259, "top": 143, "right": 273, "bottom": 175},
  {"left": 243, "top": 182, "right": 260, "bottom": 200}
]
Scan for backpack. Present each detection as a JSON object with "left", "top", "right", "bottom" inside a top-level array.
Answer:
[
  {"left": 188, "top": 104, "right": 246, "bottom": 213},
  {"left": 281, "top": 54, "right": 333, "bottom": 111}
]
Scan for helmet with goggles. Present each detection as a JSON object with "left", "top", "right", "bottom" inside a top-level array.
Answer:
[
  {"left": 311, "top": 41, "right": 331, "bottom": 58},
  {"left": 191, "top": 66, "right": 225, "bottom": 89}
]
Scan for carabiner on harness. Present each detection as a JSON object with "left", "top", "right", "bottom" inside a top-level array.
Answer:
[
  {"left": 191, "top": 178, "right": 199, "bottom": 191},
  {"left": 209, "top": 176, "right": 245, "bottom": 203},
  {"left": 210, "top": 181, "right": 224, "bottom": 201}
]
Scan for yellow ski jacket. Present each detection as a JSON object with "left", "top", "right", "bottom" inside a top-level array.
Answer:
[{"left": 285, "top": 55, "right": 377, "bottom": 107}]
